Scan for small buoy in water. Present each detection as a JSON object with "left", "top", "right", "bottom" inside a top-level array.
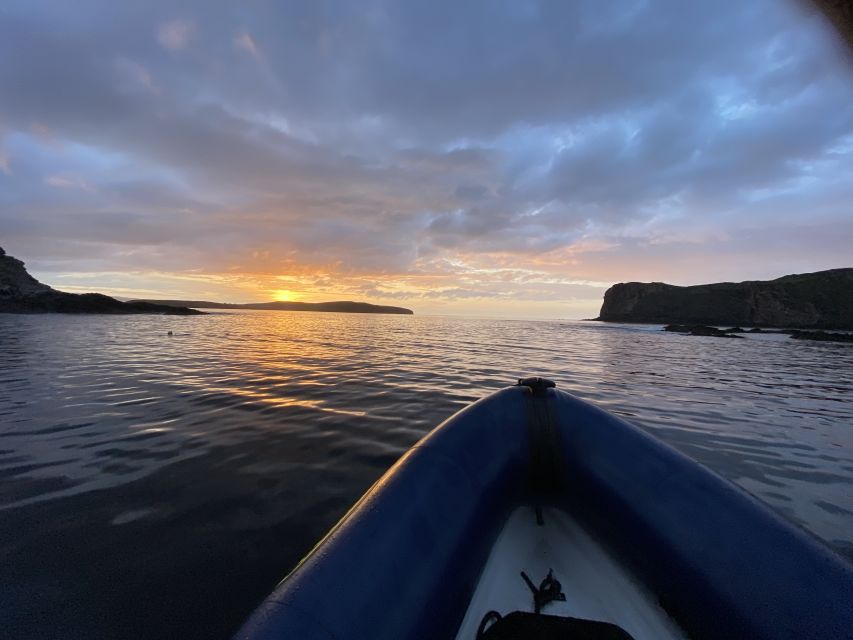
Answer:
[{"left": 167, "top": 331, "right": 173, "bottom": 336}]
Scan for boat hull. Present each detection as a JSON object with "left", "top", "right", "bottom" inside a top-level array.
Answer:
[{"left": 237, "top": 383, "right": 853, "bottom": 640}]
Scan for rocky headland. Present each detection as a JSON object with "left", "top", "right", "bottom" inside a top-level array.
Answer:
[
  {"left": 597, "top": 269, "right": 853, "bottom": 330},
  {"left": 0, "top": 247, "right": 200, "bottom": 315}
]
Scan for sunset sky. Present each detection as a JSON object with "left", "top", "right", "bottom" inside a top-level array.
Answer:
[{"left": 2, "top": 0, "right": 852, "bottom": 318}]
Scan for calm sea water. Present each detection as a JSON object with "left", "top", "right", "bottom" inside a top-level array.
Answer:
[{"left": 1, "top": 311, "right": 852, "bottom": 639}]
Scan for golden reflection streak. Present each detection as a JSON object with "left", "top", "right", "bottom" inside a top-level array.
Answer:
[{"left": 193, "top": 385, "right": 367, "bottom": 417}]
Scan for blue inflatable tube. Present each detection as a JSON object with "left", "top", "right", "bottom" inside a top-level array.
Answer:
[{"left": 236, "top": 381, "right": 853, "bottom": 640}]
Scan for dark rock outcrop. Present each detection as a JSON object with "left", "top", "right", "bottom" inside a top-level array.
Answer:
[
  {"left": 0, "top": 247, "right": 200, "bottom": 315},
  {"left": 0, "top": 246, "right": 54, "bottom": 297},
  {"left": 597, "top": 269, "right": 853, "bottom": 330},
  {"left": 664, "top": 322, "right": 853, "bottom": 343},
  {"left": 131, "top": 299, "right": 414, "bottom": 315},
  {"left": 788, "top": 330, "right": 853, "bottom": 343},
  {"left": 663, "top": 324, "right": 744, "bottom": 338}
]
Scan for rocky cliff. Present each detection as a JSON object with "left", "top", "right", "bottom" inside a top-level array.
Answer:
[
  {"left": 0, "top": 246, "right": 55, "bottom": 297},
  {"left": 597, "top": 269, "right": 853, "bottom": 330},
  {"left": 0, "top": 247, "right": 200, "bottom": 315}
]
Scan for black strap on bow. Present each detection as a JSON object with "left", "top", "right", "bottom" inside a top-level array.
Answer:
[{"left": 516, "top": 377, "right": 562, "bottom": 524}]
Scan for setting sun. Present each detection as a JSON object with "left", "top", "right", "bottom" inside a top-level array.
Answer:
[{"left": 273, "top": 289, "right": 297, "bottom": 302}]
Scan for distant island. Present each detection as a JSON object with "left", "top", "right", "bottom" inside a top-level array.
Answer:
[
  {"left": 130, "top": 299, "right": 414, "bottom": 315},
  {"left": 0, "top": 247, "right": 200, "bottom": 315},
  {"left": 596, "top": 268, "right": 853, "bottom": 330}
]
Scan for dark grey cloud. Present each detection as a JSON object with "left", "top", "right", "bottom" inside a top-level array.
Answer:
[{"left": 0, "top": 0, "right": 851, "bottom": 309}]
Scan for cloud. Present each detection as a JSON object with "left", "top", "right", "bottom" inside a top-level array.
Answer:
[
  {"left": 45, "top": 175, "right": 85, "bottom": 189},
  {"left": 115, "top": 58, "right": 160, "bottom": 94},
  {"left": 233, "top": 29, "right": 260, "bottom": 58},
  {"left": 1, "top": 0, "right": 852, "bottom": 316},
  {"left": 157, "top": 19, "right": 194, "bottom": 51}
]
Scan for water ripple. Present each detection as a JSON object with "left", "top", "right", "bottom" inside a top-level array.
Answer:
[{"left": 0, "top": 311, "right": 851, "bottom": 639}]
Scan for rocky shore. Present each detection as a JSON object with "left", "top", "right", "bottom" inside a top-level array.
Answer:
[
  {"left": 0, "top": 247, "right": 200, "bottom": 315},
  {"left": 664, "top": 324, "right": 853, "bottom": 343},
  {"left": 663, "top": 324, "right": 745, "bottom": 338}
]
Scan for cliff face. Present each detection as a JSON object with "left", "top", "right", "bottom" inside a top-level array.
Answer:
[
  {"left": 0, "top": 247, "right": 200, "bottom": 315},
  {"left": 0, "top": 246, "right": 55, "bottom": 297},
  {"left": 597, "top": 269, "right": 853, "bottom": 329}
]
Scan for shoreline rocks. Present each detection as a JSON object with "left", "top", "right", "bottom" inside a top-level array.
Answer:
[
  {"left": 664, "top": 323, "right": 853, "bottom": 344},
  {"left": 663, "top": 324, "right": 744, "bottom": 338},
  {"left": 788, "top": 330, "right": 853, "bottom": 343}
]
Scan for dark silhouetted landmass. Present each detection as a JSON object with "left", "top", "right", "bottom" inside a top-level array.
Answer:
[
  {"left": 597, "top": 269, "right": 853, "bottom": 330},
  {"left": 0, "top": 247, "right": 201, "bottom": 315},
  {"left": 131, "top": 299, "right": 414, "bottom": 315}
]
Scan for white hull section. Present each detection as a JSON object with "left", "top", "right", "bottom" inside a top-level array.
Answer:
[{"left": 454, "top": 507, "right": 687, "bottom": 640}]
